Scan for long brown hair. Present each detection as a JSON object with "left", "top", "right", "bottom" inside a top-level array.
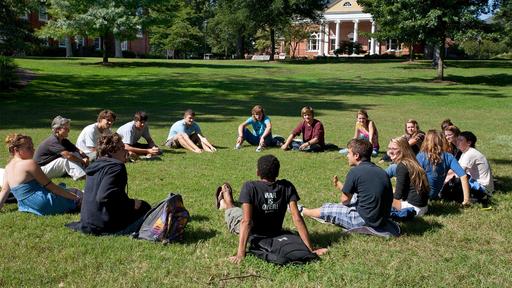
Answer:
[
  {"left": 391, "top": 137, "right": 429, "bottom": 195},
  {"left": 420, "top": 130, "right": 449, "bottom": 166}
]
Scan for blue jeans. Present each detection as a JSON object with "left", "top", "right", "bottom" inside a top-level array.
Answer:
[
  {"left": 291, "top": 141, "right": 323, "bottom": 152},
  {"left": 242, "top": 128, "right": 276, "bottom": 146}
]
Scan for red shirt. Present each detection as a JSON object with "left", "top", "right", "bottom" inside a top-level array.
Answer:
[{"left": 292, "top": 119, "right": 325, "bottom": 147}]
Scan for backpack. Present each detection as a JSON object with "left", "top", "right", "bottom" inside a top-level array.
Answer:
[
  {"left": 248, "top": 232, "right": 319, "bottom": 265},
  {"left": 135, "top": 193, "right": 190, "bottom": 243}
]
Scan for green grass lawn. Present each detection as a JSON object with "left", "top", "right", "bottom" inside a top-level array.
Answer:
[{"left": 1, "top": 58, "right": 511, "bottom": 287}]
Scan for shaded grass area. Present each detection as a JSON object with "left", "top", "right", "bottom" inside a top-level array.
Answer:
[{"left": 0, "top": 58, "right": 511, "bottom": 287}]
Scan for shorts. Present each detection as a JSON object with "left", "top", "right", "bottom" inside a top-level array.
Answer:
[{"left": 320, "top": 203, "right": 366, "bottom": 229}]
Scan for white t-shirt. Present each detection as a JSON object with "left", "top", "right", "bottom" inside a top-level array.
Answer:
[
  {"left": 459, "top": 147, "right": 494, "bottom": 191},
  {"left": 116, "top": 121, "right": 151, "bottom": 145},
  {"left": 76, "top": 123, "right": 110, "bottom": 154}
]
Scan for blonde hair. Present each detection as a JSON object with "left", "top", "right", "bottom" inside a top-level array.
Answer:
[
  {"left": 301, "top": 106, "right": 314, "bottom": 117},
  {"left": 404, "top": 119, "right": 420, "bottom": 136},
  {"left": 391, "top": 137, "right": 429, "bottom": 195},
  {"left": 251, "top": 105, "right": 265, "bottom": 121},
  {"left": 420, "top": 130, "right": 449, "bottom": 166},
  {"left": 5, "top": 133, "right": 32, "bottom": 155}
]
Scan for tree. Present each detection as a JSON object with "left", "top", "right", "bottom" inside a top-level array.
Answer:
[
  {"left": 148, "top": 0, "right": 210, "bottom": 58},
  {"left": 494, "top": 0, "right": 512, "bottom": 48},
  {"left": 359, "top": 0, "right": 490, "bottom": 80},
  {"left": 279, "top": 19, "right": 313, "bottom": 58},
  {"left": 207, "top": 0, "right": 255, "bottom": 58},
  {"left": 245, "top": 0, "right": 327, "bottom": 60},
  {"left": 0, "top": 0, "right": 40, "bottom": 55}
]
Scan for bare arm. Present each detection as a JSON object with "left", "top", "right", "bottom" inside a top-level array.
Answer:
[
  {"left": 460, "top": 175, "right": 471, "bottom": 206},
  {"left": 0, "top": 176, "right": 11, "bottom": 211},
  {"left": 27, "top": 160, "right": 79, "bottom": 201},
  {"left": 259, "top": 122, "right": 272, "bottom": 146},
  {"left": 124, "top": 144, "right": 159, "bottom": 156},
  {"left": 299, "top": 136, "right": 318, "bottom": 150},
  {"left": 368, "top": 121, "right": 376, "bottom": 144},
  {"left": 332, "top": 175, "right": 351, "bottom": 204},
  {"left": 60, "top": 151, "right": 89, "bottom": 167},
  {"left": 236, "top": 122, "right": 248, "bottom": 144},
  {"left": 353, "top": 124, "right": 358, "bottom": 139},
  {"left": 289, "top": 201, "right": 313, "bottom": 251},
  {"left": 281, "top": 133, "right": 295, "bottom": 150},
  {"left": 229, "top": 203, "right": 252, "bottom": 264}
]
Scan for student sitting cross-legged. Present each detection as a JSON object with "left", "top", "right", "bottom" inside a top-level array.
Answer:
[
  {"left": 301, "top": 139, "right": 399, "bottom": 236},
  {"left": 76, "top": 109, "right": 116, "bottom": 161},
  {"left": 216, "top": 155, "right": 327, "bottom": 264},
  {"left": 70, "top": 133, "right": 151, "bottom": 235},
  {"left": 116, "top": 111, "right": 162, "bottom": 159},
  {"left": 281, "top": 106, "right": 325, "bottom": 152},
  {"left": 165, "top": 109, "right": 216, "bottom": 153}
]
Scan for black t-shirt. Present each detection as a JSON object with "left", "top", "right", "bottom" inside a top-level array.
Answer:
[
  {"left": 342, "top": 161, "right": 392, "bottom": 227},
  {"left": 239, "top": 179, "right": 300, "bottom": 236},
  {"left": 34, "top": 135, "right": 79, "bottom": 166},
  {"left": 393, "top": 163, "right": 428, "bottom": 207}
]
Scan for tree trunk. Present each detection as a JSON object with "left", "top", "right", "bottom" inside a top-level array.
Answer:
[
  {"left": 101, "top": 35, "right": 108, "bottom": 64},
  {"left": 436, "top": 43, "right": 445, "bottom": 81},
  {"left": 114, "top": 38, "right": 122, "bottom": 58},
  {"left": 408, "top": 43, "right": 414, "bottom": 62},
  {"left": 269, "top": 27, "right": 275, "bottom": 61},
  {"left": 65, "top": 36, "right": 73, "bottom": 57}
]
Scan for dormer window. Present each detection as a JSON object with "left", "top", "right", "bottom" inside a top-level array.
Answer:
[{"left": 343, "top": 2, "right": 352, "bottom": 7}]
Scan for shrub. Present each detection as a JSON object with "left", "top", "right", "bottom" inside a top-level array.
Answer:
[{"left": 0, "top": 56, "right": 19, "bottom": 89}]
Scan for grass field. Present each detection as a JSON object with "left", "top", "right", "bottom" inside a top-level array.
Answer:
[{"left": 1, "top": 58, "right": 511, "bottom": 287}]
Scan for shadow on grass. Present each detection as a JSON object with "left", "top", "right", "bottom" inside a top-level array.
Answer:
[
  {"left": 182, "top": 227, "right": 218, "bottom": 244},
  {"left": 494, "top": 176, "right": 512, "bottom": 193},
  {"left": 400, "top": 217, "right": 443, "bottom": 236},
  {"left": 426, "top": 201, "right": 462, "bottom": 216},
  {"left": 310, "top": 229, "right": 348, "bottom": 247},
  {"left": 447, "top": 60, "right": 512, "bottom": 69},
  {"left": 446, "top": 74, "right": 512, "bottom": 87},
  {"left": 2, "top": 69, "right": 505, "bottom": 130},
  {"left": 78, "top": 61, "right": 275, "bottom": 70},
  {"left": 189, "top": 214, "right": 210, "bottom": 222}
]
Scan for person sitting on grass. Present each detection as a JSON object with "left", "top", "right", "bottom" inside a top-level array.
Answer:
[
  {"left": 387, "top": 137, "right": 430, "bottom": 217},
  {"left": 416, "top": 130, "right": 471, "bottom": 205},
  {"left": 116, "top": 111, "right": 162, "bottom": 159},
  {"left": 339, "top": 109, "right": 379, "bottom": 157},
  {"left": 71, "top": 133, "right": 151, "bottom": 235},
  {"left": 34, "top": 116, "right": 89, "bottom": 180},
  {"left": 165, "top": 109, "right": 216, "bottom": 153},
  {"left": 444, "top": 131, "right": 494, "bottom": 204},
  {"left": 281, "top": 106, "right": 325, "bottom": 152},
  {"left": 443, "top": 125, "right": 462, "bottom": 160},
  {"left": 76, "top": 109, "right": 116, "bottom": 160},
  {"left": 302, "top": 139, "right": 399, "bottom": 235},
  {"left": 215, "top": 154, "right": 327, "bottom": 264},
  {"left": 234, "top": 105, "right": 282, "bottom": 152},
  {"left": 0, "top": 134, "right": 81, "bottom": 216}
]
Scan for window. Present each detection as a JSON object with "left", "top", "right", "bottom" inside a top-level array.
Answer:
[
  {"left": 386, "top": 39, "right": 398, "bottom": 51},
  {"left": 307, "top": 33, "right": 318, "bottom": 51},
  {"left": 136, "top": 27, "right": 143, "bottom": 38},
  {"left": 39, "top": 6, "right": 48, "bottom": 21},
  {"left": 343, "top": 2, "right": 352, "bottom": 7},
  {"left": 347, "top": 32, "right": 354, "bottom": 42},
  {"left": 121, "top": 41, "right": 128, "bottom": 51},
  {"left": 94, "top": 38, "right": 101, "bottom": 50},
  {"left": 330, "top": 38, "right": 336, "bottom": 50},
  {"left": 75, "top": 36, "right": 85, "bottom": 47}
]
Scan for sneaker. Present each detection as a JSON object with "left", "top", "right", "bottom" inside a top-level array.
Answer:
[
  {"left": 256, "top": 145, "right": 263, "bottom": 152},
  {"left": 234, "top": 143, "right": 241, "bottom": 150},
  {"left": 339, "top": 148, "right": 348, "bottom": 155}
]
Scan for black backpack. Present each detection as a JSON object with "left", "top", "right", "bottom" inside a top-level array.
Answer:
[
  {"left": 248, "top": 232, "right": 319, "bottom": 265},
  {"left": 134, "top": 193, "right": 190, "bottom": 244}
]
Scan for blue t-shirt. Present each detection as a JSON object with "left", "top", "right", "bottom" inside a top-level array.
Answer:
[
  {"left": 167, "top": 119, "right": 202, "bottom": 140},
  {"left": 245, "top": 116, "right": 271, "bottom": 137},
  {"left": 416, "top": 152, "right": 465, "bottom": 199}
]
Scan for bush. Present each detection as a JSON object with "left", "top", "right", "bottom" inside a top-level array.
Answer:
[
  {"left": 0, "top": 56, "right": 19, "bottom": 89},
  {"left": 334, "top": 41, "right": 363, "bottom": 55},
  {"left": 460, "top": 40, "right": 509, "bottom": 59}
]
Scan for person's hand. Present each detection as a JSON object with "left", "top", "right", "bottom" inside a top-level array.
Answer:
[
  {"left": 148, "top": 147, "right": 160, "bottom": 156},
  {"left": 332, "top": 175, "right": 342, "bottom": 191},
  {"left": 236, "top": 136, "right": 243, "bottom": 145},
  {"left": 134, "top": 199, "right": 142, "bottom": 210},
  {"left": 281, "top": 143, "right": 289, "bottom": 150},
  {"left": 299, "top": 142, "right": 309, "bottom": 150},
  {"left": 259, "top": 138, "right": 265, "bottom": 147},
  {"left": 461, "top": 201, "right": 471, "bottom": 208},
  {"left": 228, "top": 254, "right": 244, "bottom": 264},
  {"left": 313, "top": 248, "right": 328, "bottom": 256},
  {"left": 82, "top": 157, "right": 89, "bottom": 167}
]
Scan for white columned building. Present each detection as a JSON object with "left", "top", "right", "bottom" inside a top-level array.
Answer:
[{"left": 335, "top": 20, "right": 341, "bottom": 50}]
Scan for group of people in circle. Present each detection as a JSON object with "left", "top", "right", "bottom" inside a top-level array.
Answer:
[{"left": 0, "top": 105, "right": 495, "bottom": 264}]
